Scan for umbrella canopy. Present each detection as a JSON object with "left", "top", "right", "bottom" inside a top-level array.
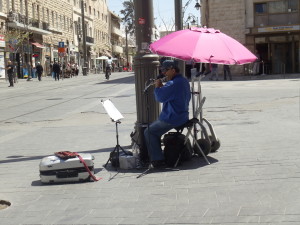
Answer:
[
  {"left": 96, "top": 56, "right": 108, "bottom": 60},
  {"left": 150, "top": 27, "right": 257, "bottom": 65}
]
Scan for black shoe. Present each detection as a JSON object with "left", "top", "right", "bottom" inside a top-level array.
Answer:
[{"left": 151, "top": 160, "right": 166, "bottom": 168}]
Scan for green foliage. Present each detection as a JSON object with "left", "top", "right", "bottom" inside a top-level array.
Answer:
[
  {"left": 4, "top": 29, "right": 31, "bottom": 49},
  {"left": 120, "top": 0, "right": 135, "bottom": 35}
]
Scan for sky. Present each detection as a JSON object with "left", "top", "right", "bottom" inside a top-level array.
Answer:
[{"left": 108, "top": 0, "right": 201, "bottom": 31}]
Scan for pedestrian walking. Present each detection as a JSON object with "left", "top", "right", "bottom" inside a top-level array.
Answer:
[
  {"left": 75, "top": 63, "right": 79, "bottom": 76},
  {"left": 144, "top": 60, "right": 191, "bottom": 168},
  {"left": 35, "top": 62, "right": 43, "bottom": 81},
  {"left": 52, "top": 61, "right": 60, "bottom": 81},
  {"left": 209, "top": 63, "right": 219, "bottom": 81},
  {"left": 252, "top": 50, "right": 261, "bottom": 75},
  {"left": 6, "top": 61, "right": 14, "bottom": 87},
  {"left": 50, "top": 61, "right": 54, "bottom": 78},
  {"left": 223, "top": 64, "right": 232, "bottom": 80},
  {"left": 185, "top": 59, "right": 193, "bottom": 79}
]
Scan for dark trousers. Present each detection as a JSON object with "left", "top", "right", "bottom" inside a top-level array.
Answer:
[
  {"left": 224, "top": 68, "right": 232, "bottom": 80},
  {"left": 54, "top": 72, "right": 59, "bottom": 80},
  {"left": 8, "top": 73, "right": 14, "bottom": 86},
  {"left": 37, "top": 73, "right": 42, "bottom": 81}
]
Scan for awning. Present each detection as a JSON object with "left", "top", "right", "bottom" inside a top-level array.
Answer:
[
  {"left": 31, "top": 42, "right": 45, "bottom": 48},
  {"left": 104, "top": 50, "right": 112, "bottom": 57}
]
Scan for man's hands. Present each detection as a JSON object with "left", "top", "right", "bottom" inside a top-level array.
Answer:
[{"left": 154, "top": 79, "right": 163, "bottom": 88}]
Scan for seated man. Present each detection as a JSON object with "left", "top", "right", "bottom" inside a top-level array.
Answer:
[{"left": 144, "top": 60, "right": 191, "bottom": 168}]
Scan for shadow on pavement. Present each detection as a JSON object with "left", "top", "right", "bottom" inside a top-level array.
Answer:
[
  {"left": 0, "top": 146, "right": 132, "bottom": 164},
  {"left": 95, "top": 73, "right": 135, "bottom": 85}
]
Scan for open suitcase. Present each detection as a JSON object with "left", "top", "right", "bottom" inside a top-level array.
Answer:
[{"left": 39, "top": 153, "right": 95, "bottom": 183}]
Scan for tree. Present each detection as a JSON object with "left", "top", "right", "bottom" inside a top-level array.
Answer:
[
  {"left": 120, "top": 0, "right": 135, "bottom": 35},
  {"left": 4, "top": 29, "right": 31, "bottom": 53}
]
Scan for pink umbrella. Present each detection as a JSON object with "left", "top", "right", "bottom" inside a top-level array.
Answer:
[{"left": 150, "top": 27, "right": 257, "bottom": 65}]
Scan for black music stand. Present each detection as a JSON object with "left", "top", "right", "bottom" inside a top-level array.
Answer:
[{"left": 101, "top": 100, "right": 128, "bottom": 168}]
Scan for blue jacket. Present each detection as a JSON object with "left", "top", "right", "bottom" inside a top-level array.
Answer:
[{"left": 154, "top": 74, "right": 191, "bottom": 126}]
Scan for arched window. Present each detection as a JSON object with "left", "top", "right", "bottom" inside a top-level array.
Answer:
[{"left": 20, "top": 0, "right": 23, "bottom": 15}]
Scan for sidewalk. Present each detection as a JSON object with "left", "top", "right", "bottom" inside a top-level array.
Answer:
[{"left": 0, "top": 72, "right": 299, "bottom": 225}]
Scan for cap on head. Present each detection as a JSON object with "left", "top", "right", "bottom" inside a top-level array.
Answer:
[{"left": 161, "top": 60, "right": 178, "bottom": 72}]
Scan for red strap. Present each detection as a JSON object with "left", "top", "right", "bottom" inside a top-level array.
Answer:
[{"left": 75, "top": 153, "right": 102, "bottom": 181}]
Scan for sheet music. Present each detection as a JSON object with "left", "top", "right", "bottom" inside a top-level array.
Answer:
[{"left": 101, "top": 100, "right": 124, "bottom": 122}]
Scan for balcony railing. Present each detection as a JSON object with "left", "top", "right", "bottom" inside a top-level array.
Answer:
[
  {"left": 255, "top": 12, "right": 300, "bottom": 27},
  {"left": 32, "top": 19, "right": 42, "bottom": 29},
  {"left": 112, "top": 45, "right": 123, "bottom": 54},
  {"left": 86, "top": 36, "right": 94, "bottom": 44},
  {"left": 42, "top": 22, "right": 49, "bottom": 30},
  {"left": 111, "top": 27, "right": 122, "bottom": 36}
]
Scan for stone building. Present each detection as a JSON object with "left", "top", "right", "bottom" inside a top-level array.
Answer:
[
  {"left": 0, "top": 0, "right": 118, "bottom": 78},
  {"left": 110, "top": 11, "right": 123, "bottom": 70},
  {"left": 202, "top": 0, "right": 299, "bottom": 75}
]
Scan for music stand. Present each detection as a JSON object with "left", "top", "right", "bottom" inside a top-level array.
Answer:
[{"left": 101, "top": 99, "right": 128, "bottom": 168}]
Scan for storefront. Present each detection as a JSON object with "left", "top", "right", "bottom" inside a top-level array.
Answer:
[
  {"left": 252, "top": 25, "right": 300, "bottom": 74},
  {"left": 0, "top": 34, "right": 6, "bottom": 79}
]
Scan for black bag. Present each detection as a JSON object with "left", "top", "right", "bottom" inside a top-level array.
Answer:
[
  {"left": 163, "top": 132, "right": 193, "bottom": 167},
  {"left": 110, "top": 150, "right": 133, "bottom": 167}
]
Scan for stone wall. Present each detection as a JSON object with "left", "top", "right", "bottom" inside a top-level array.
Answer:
[{"left": 208, "top": 0, "right": 251, "bottom": 75}]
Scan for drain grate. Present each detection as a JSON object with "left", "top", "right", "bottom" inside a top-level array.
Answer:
[{"left": 0, "top": 200, "right": 11, "bottom": 210}]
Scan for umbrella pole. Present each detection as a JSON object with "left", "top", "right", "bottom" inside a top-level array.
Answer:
[
  {"left": 198, "top": 63, "right": 204, "bottom": 139},
  {"left": 191, "top": 72, "right": 198, "bottom": 143}
]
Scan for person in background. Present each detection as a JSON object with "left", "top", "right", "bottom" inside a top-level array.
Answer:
[
  {"left": 144, "top": 60, "right": 191, "bottom": 168},
  {"left": 252, "top": 50, "right": 261, "bottom": 75},
  {"left": 6, "top": 61, "right": 14, "bottom": 87},
  {"left": 35, "top": 62, "right": 43, "bottom": 81},
  {"left": 185, "top": 59, "right": 193, "bottom": 79},
  {"left": 209, "top": 63, "right": 219, "bottom": 81},
  {"left": 223, "top": 64, "right": 232, "bottom": 80},
  {"left": 52, "top": 61, "right": 60, "bottom": 81}
]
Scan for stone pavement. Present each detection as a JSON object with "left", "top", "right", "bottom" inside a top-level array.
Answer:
[{"left": 0, "top": 72, "right": 299, "bottom": 225}]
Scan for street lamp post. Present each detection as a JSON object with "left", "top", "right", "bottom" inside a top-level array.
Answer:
[
  {"left": 195, "top": 0, "right": 208, "bottom": 27},
  {"left": 174, "top": 0, "right": 185, "bottom": 76},
  {"left": 133, "top": 0, "right": 160, "bottom": 163},
  {"left": 81, "top": 0, "right": 88, "bottom": 75}
]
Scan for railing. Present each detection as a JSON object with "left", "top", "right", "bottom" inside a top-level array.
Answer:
[
  {"left": 255, "top": 12, "right": 300, "bottom": 27},
  {"left": 42, "top": 22, "right": 49, "bottom": 30},
  {"left": 86, "top": 36, "right": 94, "bottom": 44},
  {"left": 31, "top": 20, "right": 42, "bottom": 29}
]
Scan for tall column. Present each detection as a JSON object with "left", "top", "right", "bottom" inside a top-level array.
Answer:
[
  {"left": 133, "top": 0, "right": 160, "bottom": 162},
  {"left": 81, "top": 0, "right": 88, "bottom": 75},
  {"left": 174, "top": 0, "right": 185, "bottom": 76},
  {"left": 201, "top": 0, "right": 209, "bottom": 27}
]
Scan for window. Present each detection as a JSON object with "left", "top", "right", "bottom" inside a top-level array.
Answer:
[
  {"left": 6, "top": 0, "right": 10, "bottom": 13},
  {"left": 73, "top": 0, "right": 76, "bottom": 6},
  {"left": 288, "top": 0, "right": 299, "bottom": 12},
  {"left": 52, "top": 11, "right": 54, "bottom": 27},
  {"left": 32, "top": 3, "right": 35, "bottom": 19},
  {"left": 269, "top": 1, "right": 287, "bottom": 13},
  {"left": 20, "top": 0, "right": 23, "bottom": 14},
  {"left": 56, "top": 12, "right": 58, "bottom": 28},
  {"left": 0, "top": 0, "right": 2, "bottom": 12},
  {"left": 47, "top": 9, "right": 49, "bottom": 24},
  {"left": 255, "top": 3, "right": 267, "bottom": 14},
  {"left": 37, "top": 5, "right": 40, "bottom": 21},
  {"left": 89, "top": 6, "right": 91, "bottom": 14}
]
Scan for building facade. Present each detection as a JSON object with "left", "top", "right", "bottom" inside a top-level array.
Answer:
[
  {"left": 0, "top": 0, "right": 119, "bottom": 78},
  {"left": 205, "top": 0, "right": 300, "bottom": 75}
]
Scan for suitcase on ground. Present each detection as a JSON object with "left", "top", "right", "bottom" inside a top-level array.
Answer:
[{"left": 39, "top": 153, "right": 95, "bottom": 183}]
